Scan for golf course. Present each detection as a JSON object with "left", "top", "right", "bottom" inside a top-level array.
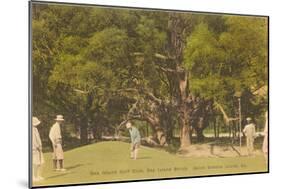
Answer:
[{"left": 34, "top": 141, "right": 267, "bottom": 187}]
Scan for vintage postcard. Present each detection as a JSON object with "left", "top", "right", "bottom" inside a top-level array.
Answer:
[{"left": 29, "top": 1, "right": 269, "bottom": 188}]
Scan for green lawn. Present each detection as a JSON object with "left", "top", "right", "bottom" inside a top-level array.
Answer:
[{"left": 34, "top": 141, "right": 267, "bottom": 187}]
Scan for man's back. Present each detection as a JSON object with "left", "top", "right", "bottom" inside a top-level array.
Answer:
[
  {"left": 243, "top": 123, "right": 256, "bottom": 138},
  {"left": 129, "top": 127, "right": 141, "bottom": 144}
]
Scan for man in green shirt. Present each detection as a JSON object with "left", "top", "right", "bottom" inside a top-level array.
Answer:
[{"left": 126, "top": 121, "right": 141, "bottom": 160}]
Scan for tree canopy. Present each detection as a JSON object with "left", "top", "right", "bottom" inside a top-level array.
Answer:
[{"left": 32, "top": 3, "right": 268, "bottom": 149}]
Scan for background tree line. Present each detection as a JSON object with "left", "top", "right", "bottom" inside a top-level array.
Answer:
[{"left": 32, "top": 3, "right": 268, "bottom": 151}]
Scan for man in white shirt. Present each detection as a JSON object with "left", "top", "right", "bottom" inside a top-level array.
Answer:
[
  {"left": 32, "top": 117, "right": 44, "bottom": 182},
  {"left": 49, "top": 115, "right": 66, "bottom": 171},
  {"left": 243, "top": 117, "right": 256, "bottom": 156}
]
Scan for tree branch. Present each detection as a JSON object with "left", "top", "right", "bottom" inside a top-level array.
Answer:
[
  {"left": 142, "top": 90, "right": 162, "bottom": 105},
  {"left": 131, "top": 52, "right": 174, "bottom": 60}
]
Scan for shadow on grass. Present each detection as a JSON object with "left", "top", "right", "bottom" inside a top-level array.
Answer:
[
  {"left": 43, "top": 164, "right": 83, "bottom": 180},
  {"left": 45, "top": 172, "right": 72, "bottom": 180},
  {"left": 137, "top": 156, "right": 152, "bottom": 159},
  {"left": 65, "top": 164, "right": 84, "bottom": 170}
]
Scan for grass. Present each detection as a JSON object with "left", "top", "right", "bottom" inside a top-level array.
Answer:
[{"left": 34, "top": 141, "right": 268, "bottom": 187}]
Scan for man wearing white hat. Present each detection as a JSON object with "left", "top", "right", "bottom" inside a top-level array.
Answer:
[
  {"left": 32, "top": 117, "right": 44, "bottom": 182},
  {"left": 49, "top": 115, "right": 66, "bottom": 171},
  {"left": 243, "top": 117, "right": 256, "bottom": 156}
]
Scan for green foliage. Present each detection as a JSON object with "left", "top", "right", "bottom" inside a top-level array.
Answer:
[
  {"left": 136, "top": 16, "right": 167, "bottom": 54},
  {"left": 184, "top": 23, "right": 222, "bottom": 73},
  {"left": 85, "top": 28, "right": 130, "bottom": 67},
  {"left": 184, "top": 16, "right": 268, "bottom": 116}
]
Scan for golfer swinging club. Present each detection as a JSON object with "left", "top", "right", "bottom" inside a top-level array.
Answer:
[{"left": 126, "top": 121, "right": 141, "bottom": 160}]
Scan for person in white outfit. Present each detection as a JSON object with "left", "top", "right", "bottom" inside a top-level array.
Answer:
[
  {"left": 49, "top": 115, "right": 66, "bottom": 171},
  {"left": 32, "top": 117, "right": 44, "bottom": 182},
  {"left": 262, "top": 111, "right": 268, "bottom": 162},
  {"left": 243, "top": 117, "right": 256, "bottom": 156}
]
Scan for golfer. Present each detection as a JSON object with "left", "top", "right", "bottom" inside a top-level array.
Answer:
[
  {"left": 243, "top": 117, "right": 256, "bottom": 156},
  {"left": 32, "top": 117, "right": 44, "bottom": 182},
  {"left": 126, "top": 121, "right": 141, "bottom": 160},
  {"left": 49, "top": 115, "right": 66, "bottom": 171}
]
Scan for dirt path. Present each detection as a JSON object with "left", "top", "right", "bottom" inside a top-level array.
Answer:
[{"left": 178, "top": 144, "right": 264, "bottom": 158}]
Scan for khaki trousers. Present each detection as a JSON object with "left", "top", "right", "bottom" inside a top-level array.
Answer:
[
  {"left": 246, "top": 137, "right": 254, "bottom": 155},
  {"left": 130, "top": 143, "right": 140, "bottom": 159},
  {"left": 52, "top": 143, "right": 64, "bottom": 160}
]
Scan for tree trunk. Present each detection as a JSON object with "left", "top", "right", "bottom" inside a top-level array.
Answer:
[
  {"left": 80, "top": 129, "right": 88, "bottom": 144},
  {"left": 218, "top": 115, "right": 221, "bottom": 138},
  {"left": 178, "top": 72, "right": 191, "bottom": 150},
  {"left": 165, "top": 121, "right": 174, "bottom": 144},
  {"left": 80, "top": 93, "right": 93, "bottom": 144},
  {"left": 168, "top": 14, "right": 192, "bottom": 150},
  {"left": 92, "top": 120, "right": 102, "bottom": 140},
  {"left": 80, "top": 119, "right": 88, "bottom": 144},
  {"left": 155, "top": 129, "right": 167, "bottom": 146},
  {"left": 159, "top": 103, "right": 175, "bottom": 144},
  {"left": 179, "top": 113, "right": 191, "bottom": 149},
  {"left": 145, "top": 115, "right": 167, "bottom": 146},
  {"left": 214, "top": 118, "right": 217, "bottom": 138},
  {"left": 196, "top": 117, "right": 205, "bottom": 142}
]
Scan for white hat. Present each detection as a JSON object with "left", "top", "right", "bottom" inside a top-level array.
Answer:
[
  {"left": 32, "top": 117, "right": 41, "bottom": 127},
  {"left": 55, "top": 115, "right": 64, "bottom": 121},
  {"left": 246, "top": 117, "right": 252, "bottom": 121}
]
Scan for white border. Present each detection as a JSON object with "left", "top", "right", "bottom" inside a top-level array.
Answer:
[{"left": 1, "top": 0, "right": 280, "bottom": 189}]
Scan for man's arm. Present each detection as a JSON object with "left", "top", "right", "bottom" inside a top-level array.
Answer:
[
  {"left": 243, "top": 126, "right": 246, "bottom": 133},
  {"left": 49, "top": 126, "right": 56, "bottom": 145}
]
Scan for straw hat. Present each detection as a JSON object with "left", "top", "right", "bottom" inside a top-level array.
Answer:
[
  {"left": 55, "top": 115, "right": 64, "bottom": 121},
  {"left": 246, "top": 117, "right": 252, "bottom": 121},
  {"left": 32, "top": 117, "right": 41, "bottom": 127}
]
